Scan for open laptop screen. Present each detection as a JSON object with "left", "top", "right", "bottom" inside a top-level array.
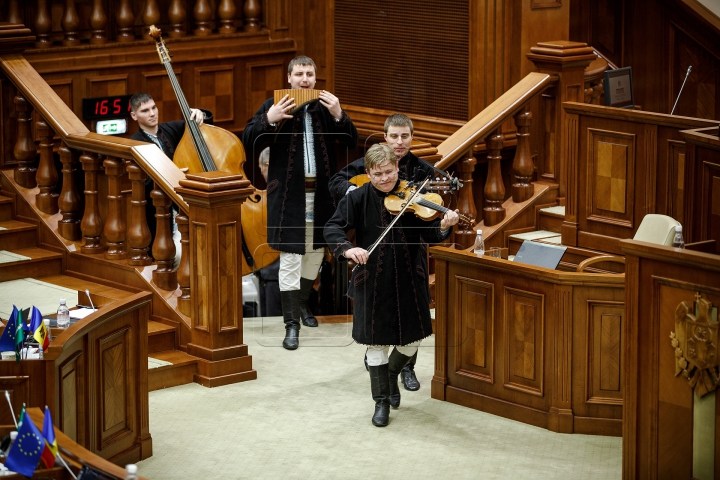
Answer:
[{"left": 513, "top": 240, "right": 567, "bottom": 270}]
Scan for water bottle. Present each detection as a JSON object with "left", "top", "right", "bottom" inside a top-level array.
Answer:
[
  {"left": 473, "top": 229, "right": 485, "bottom": 256},
  {"left": 124, "top": 464, "right": 139, "bottom": 480},
  {"left": 56, "top": 299, "right": 70, "bottom": 328},
  {"left": 672, "top": 225, "right": 685, "bottom": 249}
]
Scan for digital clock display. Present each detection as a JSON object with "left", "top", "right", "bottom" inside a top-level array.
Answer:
[{"left": 82, "top": 94, "right": 133, "bottom": 120}]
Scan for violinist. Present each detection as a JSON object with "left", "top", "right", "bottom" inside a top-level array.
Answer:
[
  {"left": 328, "top": 113, "right": 433, "bottom": 392},
  {"left": 241, "top": 56, "right": 358, "bottom": 351},
  {"left": 324, "top": 144, "right": 459, "bottom": 427},
  {"left": 129, "top": 92, "right": 205, "bottom": 266}
]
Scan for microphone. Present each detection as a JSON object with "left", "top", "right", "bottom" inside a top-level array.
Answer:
[
  {"left": 85, "top": 289, "right": 96, "bottom": 311},
  {"left": 670, "top": 66, "right": 692, "bottom": 115}
]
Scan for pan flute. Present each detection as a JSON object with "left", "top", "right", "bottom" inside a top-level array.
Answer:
[{"left": 274, "top": 89, "right": 322, "bottom": 113}]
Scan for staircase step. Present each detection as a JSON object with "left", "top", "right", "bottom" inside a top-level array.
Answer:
[
  {"left": 538, "top": 205, "right": 565, "bottom": 233},
  {"left": 0, "top": 248, "right": 62, "bottom": 282},
  {"left": 148, "top": 320, "right": 176, "bottom": 354},
  {"left": 0, "top": 220, "right": 37, "bottom": 250},
  {"left": 0, "top": 197, "right": 12, "bottom": 222},
  {"left": 148, "top": 350, "right": 199, "bottom": 392}
]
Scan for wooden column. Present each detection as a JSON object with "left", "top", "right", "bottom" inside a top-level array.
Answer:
[
  {"left": 176, "top": 171, "right": 257, "bottom": 387},
  {"left": 13, "top": 95, "right": 36, "bottom": 189},
  {"left": 168, "top": 0, "right": 187, "bottom": 37},
  {"left": 483, "top": 130, "right": 506, "bottom": 226},
  {"left": 142, "top": 0, "right": 161, "bottom": 38},
  {"left": 57, "top": 142, "right": 83, "bottom": 240},
  {"left": 34, "top": 0, "right": 52, "bottom": 47},
  {"left": 127, "top": 162, "right": 152, "bottom": 266},
  {"left": 150, "top": 187, "right": 177, "bottom": 289},
  {"left": 103, "top": 157, "right": 127, "bottom": 260},
  {"left": 176, "top": 213, "right": 191, "bottom": 316},
  {"left": 61, "top": 0, "right": 81, "bottom": 46},
  {"left": 7, "top": 0, "right": 21, "bottom": 24},
  {"left": 35, "top": 119, "right": 59, "bottom": 214},
  {"left": 454, "top": 151, "right": 478, "bottom": 249},
  {"left": 80, "top": 152, "right": 105, "bottom": 254},
  {"left": 116, "top": 0, "right": 135, "bottom": 42},
  {"left": 511, "top": 107, "right": 534, "bottom": 202},
  {"left": 243, "top": 0, "right": 261, "bottom": 32},
  {"left": 218, "top": 0, "right": 237, "bottom": 34},
  {"left": 193, "top": 0, "right": 213, "bottom": 36},
  {"left": 89, "top": 0, "right": 108, "bottom": 44}
]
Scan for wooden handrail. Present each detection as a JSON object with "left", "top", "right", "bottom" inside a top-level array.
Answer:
[
  {"left": 0, "top": 54, "right": 188, "bottom": 212},
  {"left": 434, "top": 72, "right": 555, "bottom": 170}
]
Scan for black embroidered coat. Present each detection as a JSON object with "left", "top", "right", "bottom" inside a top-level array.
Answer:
[
  {"left": 324, "top": 180, "right": 451, "bottom": 346},
  {"left": 241, "top": 98, "right": 358, "bottom": 254}
]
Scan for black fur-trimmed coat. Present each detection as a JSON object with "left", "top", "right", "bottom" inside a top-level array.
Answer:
[
  {"left": 324, "top": 180, "right": 451, "bottom": 346},
  {"left": 241, "top": 98, "right": 358, "bottom": 254}
]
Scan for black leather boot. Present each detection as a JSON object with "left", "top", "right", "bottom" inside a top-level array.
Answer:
[
  {"left": 401, "top": 351, "right": 420, "bottom": 391},
  {"left": 388, "top": 348, "right": 412, "bottom": 408},
  {"left": 298, "top": 277, "right": 318, "bottom": 327},
  {"left": 280, "top": 290, "right": 301, "bottom": 350},
  {"left": 368, "top": 364, "right": 390, "bottom": 427}
]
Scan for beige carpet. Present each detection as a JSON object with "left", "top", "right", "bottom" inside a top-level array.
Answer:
[
  {"left": 138, "top": 319, "right": 621, "bottom": 480},
  {"left": 0, "top": 278, "right": 78, "bottom": 319}
]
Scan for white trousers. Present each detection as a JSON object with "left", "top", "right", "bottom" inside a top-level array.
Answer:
[
  {"left": 278, "top": 222, "right": 324, "bottom": 291},
  {"left": 366, "top": 340, "right": 422, "bottom": 366}
]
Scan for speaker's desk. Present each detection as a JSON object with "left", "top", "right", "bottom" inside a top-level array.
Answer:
[{"left": 430, "top": 246, "right": 624, "bottom": 436}]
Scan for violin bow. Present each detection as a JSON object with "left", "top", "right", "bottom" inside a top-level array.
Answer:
[{"left": 365, "top": 177, "right": 431, "bottom": 257}]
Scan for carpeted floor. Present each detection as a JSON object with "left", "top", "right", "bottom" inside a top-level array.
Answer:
[{"left": 137, "top": 318, "right": 622, "bottom": 480}]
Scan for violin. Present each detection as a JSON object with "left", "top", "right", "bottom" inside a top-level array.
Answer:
[
  {"left": 350, "top": 173, "right": 463, "bottom": 193},
  {"left": 384, "top": 180, "right": 473, "bottom": 227}
]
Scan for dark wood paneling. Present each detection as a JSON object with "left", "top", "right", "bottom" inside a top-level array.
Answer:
[{"left": 504, "top": 287, "right": 544, "bottom": 396}]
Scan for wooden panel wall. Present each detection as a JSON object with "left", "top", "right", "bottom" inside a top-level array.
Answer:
[
  {"left": 682, "top": 127, "right": 720, "bottom": 247},
  {"left": 432, "top": 247, "right": 625, "bottom": 436}
]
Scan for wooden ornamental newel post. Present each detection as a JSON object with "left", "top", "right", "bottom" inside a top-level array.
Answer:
[
  {"left": 176, "top": 171, "right": 257, "bottom": 386},
  {"left": 454, "top": 150, "right": 478, "bottom": 249},
  {"left": 13, "top": 95, "right": 36, "bottom": 188},
  {"left": 527, "top": 41, "right": 596, "bottom": 247},
  {"left": 483, "top": 130, "right": 506, "bottom": 226}
]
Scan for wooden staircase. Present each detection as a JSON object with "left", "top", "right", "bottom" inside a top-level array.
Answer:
[{"left": 0, "top": 183, "right": 198, "bottom": 392}]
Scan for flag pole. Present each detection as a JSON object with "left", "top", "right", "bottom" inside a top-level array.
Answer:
[
  {"left": 56, "top": 452, "right": 78, "bottom": 480},
  {"left": 3, "top": 391, "right": 17, "bottom": 429}
]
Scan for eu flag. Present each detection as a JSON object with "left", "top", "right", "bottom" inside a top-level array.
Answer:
[
  {"left": 5, "top": 411, "right": 45, "bottom": 477},
  {"left": 0, "top": 305, "right": 19, "bottom": 352}
]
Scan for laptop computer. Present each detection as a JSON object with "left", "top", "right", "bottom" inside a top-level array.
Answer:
[{"left": 513, "top": 240, "right": 567, "bottom": 270}]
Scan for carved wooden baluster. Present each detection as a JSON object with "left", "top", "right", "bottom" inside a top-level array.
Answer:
[
  {"left": 80, "top": 152, "right": 105, "bottom": 254},
  {"left": 89, "top": 0, "right": 108, "bottom": 44},
  {"left": 103, "top": 157, "right": 127, "bottom": 259},
  {"left": 116, "top": 0, "right": 135, "bottom": 42},
  {"left": 168, "top": 0, "right": 187, "bottom": 37},
  {"left": 35, "top": 119, "right": 59, "bottom": 214},
  {"left": 61, "top": 0, "right": 81, "bottom": 46},
  {"left": 57, "top": 143, "right": 83, "bottom": 240},
  {"left": 35, "top": 0, "right": 52, "bottom": 48},
  {"left": 194, "top": 0, "right": 213, "bottom": 36},
  {"left": 243, "top": 0, "right": 261, "bottom": 32},
  {"left": 13, "top": 95, "right": 37, "bottom": 189},
  {"left": 142, "top": 0, "right": 161, "bottom": 38},
  {"left": 483, "top": 130, "right": 506, "bottom": 226},
  {"left": 218, "top": 0, "right": 237, "bottom": 33},
  {"left": 176, "top": 213, "right": 191, "bottom": 316},
  {"left": 126, "top": 162, "right": 152, "bottom": 266},
  {"left": 7, "top": 0, "right": 21, "bottom": 24},
  {"left": 512, "top": 107, "right": 534, "bottom": 202},
  {"left": 591, "top": 80, "right": 603, "bottom": 105},
  {"left": 454, "top": 151, "right": 478, "bottom": 249},
  {"left": 151, "top": 187, "right": 177, "bottom": 290}
]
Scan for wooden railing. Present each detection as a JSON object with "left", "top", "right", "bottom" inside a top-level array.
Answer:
[
  {"left": 0, "top": 48, "right": 256, "bottom": 387},
  {"left": 2, "top": 0, "right": 263, "bottom": 46}
]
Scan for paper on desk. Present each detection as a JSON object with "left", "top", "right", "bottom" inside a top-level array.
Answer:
[{"left": 70, "top": 307, "right": 97, "bottom": 319}]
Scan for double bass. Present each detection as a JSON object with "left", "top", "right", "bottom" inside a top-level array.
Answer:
[{"left": 149, "top": 26, "right": 278, "bottom": 276}]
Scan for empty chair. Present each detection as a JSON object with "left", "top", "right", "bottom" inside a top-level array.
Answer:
[{"left": 633, "top": 214, "right": 681, "bottom": 246}]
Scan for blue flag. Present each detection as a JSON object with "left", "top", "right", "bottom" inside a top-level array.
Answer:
[
  {"left": 0, "top": 305, "right": 19, "bottom": 352},
  {"left": 28, "top": 306, "right": 43, "bottom": 335},
  {"left": 5, "top": 410, "right": 45, "bottom": 477}
]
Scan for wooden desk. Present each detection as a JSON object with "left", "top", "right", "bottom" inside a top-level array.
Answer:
[
  {"left": 430, "top": 247, "right": 625, "bottom": 436},
  {"left": 621, "top": 239, "right": 720, "bottom": 479},
  {"left": 0, "top": 292, "right": 152, "bottom": 465}
]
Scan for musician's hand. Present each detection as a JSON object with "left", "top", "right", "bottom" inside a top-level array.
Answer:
[
  {"left": 267, "top": 94, "right": 296, "bottom": 124},
  {"left": 319, "top": 91, "right": 343, "bottom": 120},
  {"left": 344, "top": 247, "right": 369, "bottom": 265},
  {"left": 440, "top": 209, "right": 460, "bottom": 230},
  {"left": 189, "top": 108, "right": 205, "bottom": 126}
]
